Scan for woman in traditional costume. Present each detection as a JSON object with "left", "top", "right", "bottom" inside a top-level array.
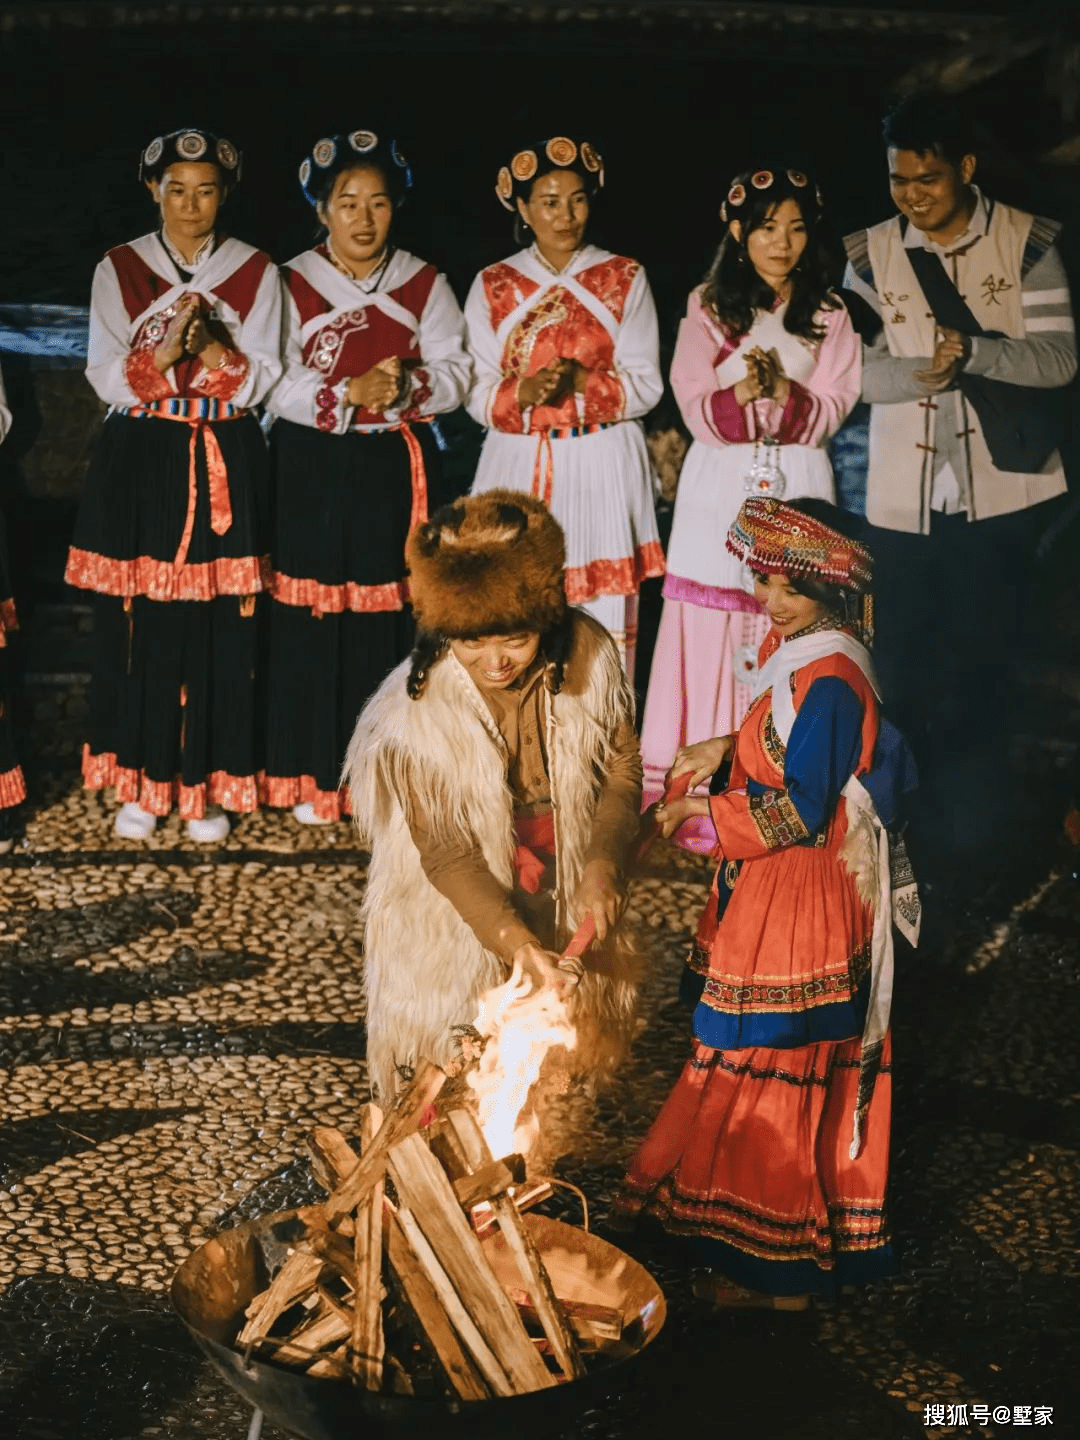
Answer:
[
  {"left": 345, "top": 489, "right": 642, "bottom": 1101},
  {"left": 616, "top": 497, "right": 920, "bottom": 1309},
  {"left": 263, "top": 130, "right": 470, "bottom": 824},
  {"left": 639, "top": 168, "right": 860, "bottom": 850},
  {"left": 66, "top": 128, "right": 282, "bottom": 842},
  {"left": 464, "top": 137, "right": 664, "bottom": 675},
  {"left": 0, "top": 365, "right": 26, "bottom": 854}
]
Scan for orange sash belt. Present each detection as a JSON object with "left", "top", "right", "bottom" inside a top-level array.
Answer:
[{"left": 127, "top": 403, "right": 246, "bottom": 571}]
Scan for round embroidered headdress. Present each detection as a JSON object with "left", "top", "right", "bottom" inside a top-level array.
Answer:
[
  {"left": 727, "top": 497, "right": 874, "bottom": 592},
  {"left": 297, "top": 129, "right": 413, "bottom": 209},
  {"left": 495, "top": 135, "right": 605, "bottom": 211},
  {"left": 140, "top": 128, "right": 242, "bottom": 184},
  {"left": 720, "top": 166, "right": 823, "bottom": 223},
  {"left": 406, "top": 490, "right": 567, "bottom": 639}
]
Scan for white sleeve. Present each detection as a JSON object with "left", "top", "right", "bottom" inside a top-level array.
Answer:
[
  {"left": 463, "top": 271, "right": 506, "bottom": 428},
  {"left": 610, "top": 265, "right": 663, "bottom": 420},
  {"left": 217, "top": 259, "right": 284, "bottom": 408},
  {"left": 84, "top": 258, "right": 150, "bottom": 407},
  {"left": 265, "top": 282, "right": 354, "bottom": 433},
  {"left": 393, "top": 272, "right": 471, "bottom": 417}
]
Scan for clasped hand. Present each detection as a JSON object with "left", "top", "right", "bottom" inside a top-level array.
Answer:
[
  {"left": 914, "top": 327, "right": 970, "bottom": 392},
  {"left": 734, "top": 346, "right": 790, "bottom": 406},
  {"left": 153, "top": 295, "right": 228, "bottom": 374},
  {"left": 517, "top": 356, "right": 588, "bottom": 409},
  {"left": 347, "top": 357, "right": 407, "bottom": 412}
]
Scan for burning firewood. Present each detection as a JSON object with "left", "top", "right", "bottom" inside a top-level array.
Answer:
[{"left": 230, "top": 1063, "right": 618, "bottom": 1400}]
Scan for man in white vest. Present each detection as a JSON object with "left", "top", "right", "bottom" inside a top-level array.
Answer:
[{"left": 843, "top": 92, "right": 1075, "bottom": 852}]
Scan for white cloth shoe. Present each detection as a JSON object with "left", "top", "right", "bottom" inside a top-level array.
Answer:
[
  {"left": 186, "top": 808, "right": 230, "bottom": 844},
  {"left": 114, "top": 802, "right": 157, "bottom": 840},
  {"left": 293, "top": 801, "right": 332, "bottom": 826}
]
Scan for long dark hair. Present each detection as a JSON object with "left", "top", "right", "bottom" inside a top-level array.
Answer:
[
  {"left": 406, "top": 610, "right": 575, "bottom": 700},
  {"left": 702, "top": 169, "right": 838, "bottom": 343}
]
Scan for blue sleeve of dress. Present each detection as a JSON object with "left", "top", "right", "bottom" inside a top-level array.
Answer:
[
  {"left": 711, "top": 677, "right": 866, "bottom": 855},
  {"left": 751, "top": 677, "right": 865, "bottom": 844}
]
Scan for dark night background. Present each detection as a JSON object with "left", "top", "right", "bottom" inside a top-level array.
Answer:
[
  {"left": 0, "top": 1, "right": 1074, "bottom": 335},
  {"left": 2, "top": 8, "right": 1080, "bottom": 1440}
]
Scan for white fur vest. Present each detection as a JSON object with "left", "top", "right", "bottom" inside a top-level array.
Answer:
[{"left": 345, "top": 611, "right": 641, "bottom": 1099}]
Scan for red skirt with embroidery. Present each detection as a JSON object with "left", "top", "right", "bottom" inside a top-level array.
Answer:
[{"left": 615, "top": 1031, "right": 894, "bottom": 1296}]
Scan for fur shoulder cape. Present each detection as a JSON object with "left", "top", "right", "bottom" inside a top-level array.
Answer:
[{"left": 345, "top": 611, "right": 640, "bottom": 1099}]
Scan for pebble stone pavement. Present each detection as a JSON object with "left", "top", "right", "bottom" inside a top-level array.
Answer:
[{"left": 1, "top": 605, "right": 1079, "bottom": 1440}]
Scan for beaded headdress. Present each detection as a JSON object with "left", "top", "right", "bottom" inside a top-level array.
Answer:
[
  {"left": 727, "top": 497, "right": 873, "bottom": 591},
  {"left": 140, "top": 128, "right": 242, "bottom": 184},
  {"left": 720, "top": 167, "right": 823, "bottom": 223},
  {"left": 297, "top": 130, "right": 413, "bottom": 209},
  {"left": 495, "top": 135, "right": 604, "bottom": 211}
]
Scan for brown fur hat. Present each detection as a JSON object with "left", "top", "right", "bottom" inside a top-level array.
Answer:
[{"left": 406, "top": 490, "right": 567, "bottom": 638}]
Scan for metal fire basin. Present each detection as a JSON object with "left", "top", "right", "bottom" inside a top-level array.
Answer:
[{"left": 171, "top": 1205, "right": 666, "bottom": 1440}]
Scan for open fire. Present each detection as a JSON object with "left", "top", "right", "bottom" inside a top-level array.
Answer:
[{"left": 467, "top": 960, "right": 577, "bottom": 1162}]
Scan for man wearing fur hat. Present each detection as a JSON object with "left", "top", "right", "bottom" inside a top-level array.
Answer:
[{"left": 346, "top": 490, "right": 643, "bottom": 1100}]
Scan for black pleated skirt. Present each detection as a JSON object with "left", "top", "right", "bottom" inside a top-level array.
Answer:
[
  {"left": 67, "top": 411, "right": 270, "bottom": 599},
  {"left": 262, "top": 418, "right": 442, "bottom": 819},
  {"left": 84, "top": 593, "right": 264, "bottom": 817}
]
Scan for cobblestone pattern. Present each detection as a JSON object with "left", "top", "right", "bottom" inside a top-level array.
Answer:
[{"left": 1, "top": 717, "right": 1078, "bottom": 1440}]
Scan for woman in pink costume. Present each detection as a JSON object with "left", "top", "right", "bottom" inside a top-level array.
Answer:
[{"left": 640, "top": 167, "right": 860, "bottom": 850}]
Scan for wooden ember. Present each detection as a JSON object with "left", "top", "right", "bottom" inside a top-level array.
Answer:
[{"left": 231, "top": 1062, "right": 615, "bottom": 1399}]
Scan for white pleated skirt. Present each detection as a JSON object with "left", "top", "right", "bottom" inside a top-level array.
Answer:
[{"left": 471, "top": 422, "right": 664, "bottom": 604}]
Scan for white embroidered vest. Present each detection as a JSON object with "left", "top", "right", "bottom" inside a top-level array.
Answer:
[{"left": 864, "top": 201, "right": 1066, "bottom": 532}]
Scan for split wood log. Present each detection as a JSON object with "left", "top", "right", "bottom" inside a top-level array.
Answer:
[
  {"left": 387, "top": 1131, "right": 556, "bottom": 1394},
  {"left": 506, "top": 1289, "right": 624, "bottom": 1346},
  {"left": 351, "top": 1102, "right": 386, "bottom": 1391},
  {"left": 472, "top": 1178, "right": 553, "bottom": 1235},
  {"left": 307, "top": 1343, "right": 351, "bottom": 1381},
  {"left": 392, "top": 1201, "right": 520, "bottom": 1397},
  {"left": 306, "top": 1126, "right": 361, "bottom": 1192},
  {"left": 304, "top": 1228, "right": 357, "bottom": 1286},
  {"left": 266, "top": 1308, "right": 352, "bottom": 1366},
  {"left": 325, "top": 1061, "right": 446, "bottom": 1224},
  {"left": 446, "top": 1109, "right": 586, "bottom": 1382},
  {"left": 385, "top": 1210, "right": 490, "bottom": 1401},
  {"left": 236, "top": 1249, "right": 324, "bottom": 1347},
  {"left": 451, "top": 1158, "right": 519, "bottom": 1209}
]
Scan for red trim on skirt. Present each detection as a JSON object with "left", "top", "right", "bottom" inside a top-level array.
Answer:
[
  {"left": 0, "top": 764, "right": 27, "bottom": 808},
  {"left": 82, "top": 746, "right": 259, "bottom": 819},
  {"left": 268, "top": 573, "right": 406, "bottom": 616},
  {"left": 259, "top": 772, "right": 352, "bottom": 822},
  {"left": 65, "top": 548, "right": 272, "bottom": 603},
  {"left": 564, "top": 540, "right": 666, "bottom": 605}
]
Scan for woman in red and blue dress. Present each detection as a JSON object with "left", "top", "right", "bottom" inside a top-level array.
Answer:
[
  {"left": 66, "top": 128, "right": 282, "bottom": 843},
  {"left": 262, "top": 131, "right": 470, "bottom": 824},
  {"left": 616, "top": 497, "right": 920, "bottom": 1308}
]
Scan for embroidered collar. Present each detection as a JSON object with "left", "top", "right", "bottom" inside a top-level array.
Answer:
[
  {"left": 781, "top": 616, "right": 842, "bottom": 643},
  {"left": 160, "top": 228, "right": 216, "bottom": 274},
  {"left": 325, "top": 241, "right": 394, "bottom": 293},
  {"left": 901, "top": 184, "right": 988, "bottom": 257}
]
